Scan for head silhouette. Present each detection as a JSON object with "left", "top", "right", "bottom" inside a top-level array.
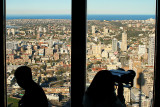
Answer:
[
  {"left": 14, "top": 66, "right": 33, "bottom": 89},
  {"left": 86, "top": 70, "right": 115, "bottom": 100}
]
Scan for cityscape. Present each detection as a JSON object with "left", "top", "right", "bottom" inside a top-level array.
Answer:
[
  {"left": 6, "top": 19, "right": 71, "bottom": 106},
  {"left": 6, "top": 17, "right": 155, "bottom": 107},
  {"left": 86, "top": 18, "right": 155, "bottom": 107},
  {"left": 5, "top": 0, "right": 156, "bottom": 106}
]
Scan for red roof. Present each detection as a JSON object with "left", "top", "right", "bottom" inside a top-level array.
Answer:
[
  {"left": 8, "top": 54, "right": 14, "bottom": 55},
  {"left": 91, "top": 68, "right": 106, "bottom": 72}
]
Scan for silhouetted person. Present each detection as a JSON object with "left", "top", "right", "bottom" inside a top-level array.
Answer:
[
  {"left": 14, "top": 66, "right": 48, "bottom": 107},
  {"left": 83, "top": 70, "right": 126, "bottom": 107}
]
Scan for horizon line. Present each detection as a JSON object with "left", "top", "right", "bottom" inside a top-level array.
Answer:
[{"left": 6, "top": 14, "right": 155, "bottom": 16}]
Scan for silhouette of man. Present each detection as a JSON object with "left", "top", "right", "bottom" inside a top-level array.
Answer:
[
  {"left": 14, "top": 66, "right": 48, "bottom": 107},
  {"left": 83, "top": 70, "right": 126, "bottom": 107}
]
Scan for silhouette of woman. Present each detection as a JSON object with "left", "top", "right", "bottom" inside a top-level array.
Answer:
[
  {"left": 83, "top": 70, "right": 126, "bottom": 107},
  {"left": 14, "top": 66, "right": 48, "bottom": 107}
]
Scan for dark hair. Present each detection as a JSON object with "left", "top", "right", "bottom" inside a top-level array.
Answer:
[
  {"left": 86, "top": 70, "right": 115, "bottom": 101},
  {"left": 14, "top": 66, "right": 32, "bottom": 81}
]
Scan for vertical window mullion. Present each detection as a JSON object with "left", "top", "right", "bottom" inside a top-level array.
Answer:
[
  {"left": 1, "top": 0, "right": 7, "bottom": 106},
  {"left": 153, "top": 0, "right": 160, "bottom": 106},
  {"left": 71, "top": 0, "right": 87, "bottom": 106}
]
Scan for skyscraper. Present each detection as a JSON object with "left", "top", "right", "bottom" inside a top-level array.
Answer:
[
  {"left": 37, "top": 32, "right": 40, "bottom": 40},
  {"left": 148, "top": 34, "right": 155, "bottom": 66},
  {"left": 11, "top": 28, "right": 15, "bottom": 35},
  {"left": 39, "top": 26, "right": 43, "bottom": 32},
  {"left": 49, "top": 35, "right": 53, "bottom": 48},
  {"left": 92, "top": 44, "right": 101, "bottom": 55},
  {"left": 121, "top": 31, "right": 127, "bottom": 52},
  {"left": 92, "top": 26, "right": 95, "bottom": 35},
  {"left": 6, "top": 42, "right": 18, "bottom": 50},
  {"left": 112, "top": 38, "right": 118, "bottom": 52},
  {"left": 138, "top": 45, "right": 146, "bottom": 55},
  {"left": 103, "top": 27, "right": 109, "bottom": 35}
]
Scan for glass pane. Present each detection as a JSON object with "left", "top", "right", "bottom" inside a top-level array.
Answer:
[
  {"left": 86, "top": 0, "right": 156, "bottom": 107},
  {"left": 6, "top": 0, "right": 71, "bottom": 107}
]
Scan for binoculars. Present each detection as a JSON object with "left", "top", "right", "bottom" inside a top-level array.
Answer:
[{"left": 109, "top": 68, "right": 136, "bottom": 88}]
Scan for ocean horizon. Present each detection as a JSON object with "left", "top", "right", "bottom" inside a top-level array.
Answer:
[{"left": 6, "top": 14, "right": 155, "bottom": 21}]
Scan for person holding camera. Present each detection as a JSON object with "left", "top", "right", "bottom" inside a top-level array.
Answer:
[{"left": 83, "top": 70, "right": 126, "bottom": 107}]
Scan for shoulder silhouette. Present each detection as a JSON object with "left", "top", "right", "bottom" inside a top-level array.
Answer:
[
  {"left": 83, "top": 70, "right": 126, "bottom": 107},
  {"left": 14, "top": 66, "right": 48, "bottom": 107}
]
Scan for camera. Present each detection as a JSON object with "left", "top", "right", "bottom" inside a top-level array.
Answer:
[{"left": 109, "top": 68, "right": 136, "bottom": 88}]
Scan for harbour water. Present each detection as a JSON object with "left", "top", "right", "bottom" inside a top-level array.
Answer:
[{"left": 6, "top": 14, "right": 155, "bottom": 21}]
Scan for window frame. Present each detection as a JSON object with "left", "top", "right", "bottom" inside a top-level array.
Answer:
[
  {"left": 71, "top": 0, "right": 87, "bottom": 106},
  {"left": 1, "top": 0, "right": 7, "bottom": 106},
  {"left": 1, "top": 0, "right": 159, "bottom": 106},
  {"left": 153, "top": 0, "right": 160, "bottom": 106}
]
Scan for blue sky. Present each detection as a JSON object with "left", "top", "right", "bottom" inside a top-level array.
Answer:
[
  {"left": 7, "top": 0, "right": 156, "bottom": 15},
  {"left": 88, "top": 0, "right": 156, "bottom": 15},
  {"left": 6, "top": 0, "right": 71, "bottom": 15}
]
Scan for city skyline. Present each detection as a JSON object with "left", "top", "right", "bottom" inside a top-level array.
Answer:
[{"left": 7, "top": 0, "right": 155, "bottom": 15}]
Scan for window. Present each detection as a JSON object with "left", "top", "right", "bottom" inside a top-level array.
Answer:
[
  {"left": 86, "top": 0, "right": 156, "bottom": 107},
  {"left": 1, "top": 0, "right": 160, "bottom": 107},
  {"left": 6, "top": 0, "right": 71, "bottom": 107}
]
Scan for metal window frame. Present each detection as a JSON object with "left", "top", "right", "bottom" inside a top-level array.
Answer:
[
  {"left": 1, "top": 0, "right": 7, "bottom": 106},
  {"left": 153, "top": 0, "right": 160, "bottom": 107},
  {"left": 1, "top": 0, "right": 160, "bottom": 107},
  {"left": 71, "top": 0, "right": 87, "bottom": 106}
]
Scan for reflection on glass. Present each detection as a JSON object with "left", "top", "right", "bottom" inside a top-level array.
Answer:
[
  {"left": 6, "top": 0, "right": 71, "bottom": 107},
  {"left": 87, "top": 0, "right": 155, "bottom": 107}
]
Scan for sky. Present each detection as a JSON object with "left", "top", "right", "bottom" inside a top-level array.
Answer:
[{"left": 7, "top": 0, "right": 156, "bottom": 15}]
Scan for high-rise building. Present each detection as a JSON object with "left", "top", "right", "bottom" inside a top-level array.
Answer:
[
  {"left": 26, "top": 45, "right": 32, "bottom": 55},
  {"left": 103, "top": 27, "right": 109, "bottom": 35},
  {"left": 37, "top": 32, "right": 40, "bottom": 40},
  {"left": 138, "top": 45, "right": 147, "bottom": 55},
  {"left": 148, "top": 34, "right": 155, "bottom": 66},
  {"left": 92, "top": 26, "right": 95, "bottom": 35},
  {"left": 39, "top": 49, "right": 44, "bottom": 56},
  {"left": 7, "top": 28, "right": 11, "bottom": 35},
  {"left": 112, "top": 38, "right": 118, "bottom": 52},
  {"left": 49, "top": 36, "right": 53, "bottom": 48},
  {"left": 39, "top": 26, "right": 43, "bottom": 32},
  {"left": 11, "top": 28, "right": 15, "bottom": 35},
  {"left": 92, "top": 44, "right": 101, "bottom": 55},
  {"left": 43, "top": 27, "right": 47, "bottom": 33},
  {"left": 121, "top": 31, "right": 127, "bottom": 51},
  {"left": 6, "top": 42, "right": 18, "bottom": 50}
]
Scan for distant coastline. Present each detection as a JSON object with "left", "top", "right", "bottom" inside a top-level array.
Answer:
[{"left": 6, "top": 14, "right": 155, "bottom": 21}]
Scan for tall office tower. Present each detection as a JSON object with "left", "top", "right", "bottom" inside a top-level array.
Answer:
[
  {"left": 6, "top": 42, "right": 18, "bottom": 50},
  {"left": 39, "top": 49, "right": 44, "bottom": 56},
  {"left": 121, "top": 31, "right": 127, "bottom": 52},
  {"left": 39, "top": 26, "right": 43, "bottom": 32},
  {"left": 103, "top": 27, "right": 109, "bottom": 35},
  {"left": 7, "top": 29, "right": 11, "bottom": 35},
  {"left": 49, "top": 35, "right": 53, "bottom": 48},
  {"left": 37, "top": 32, "right": 40, "bottom": 39},
  {"left": 11, "top": 28, "right": 15, "bottom": 35},
  {"left": 92, "top": 44, "right": 101, "bottom": 55},
  {"left": 112, "top": 38, "right": 118, "bottom": 52},
  {"left": 43, "top": 27, "right": 47, "bottom": 33},
  {"left": 148, "top": 34, "right": 155, "bottom": 66},
  {"left": 92, "top": 26, "right": 95, "bottom": 35},
  {"left": 138, "top": 45, "right": 146, "bottom": 55}
]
